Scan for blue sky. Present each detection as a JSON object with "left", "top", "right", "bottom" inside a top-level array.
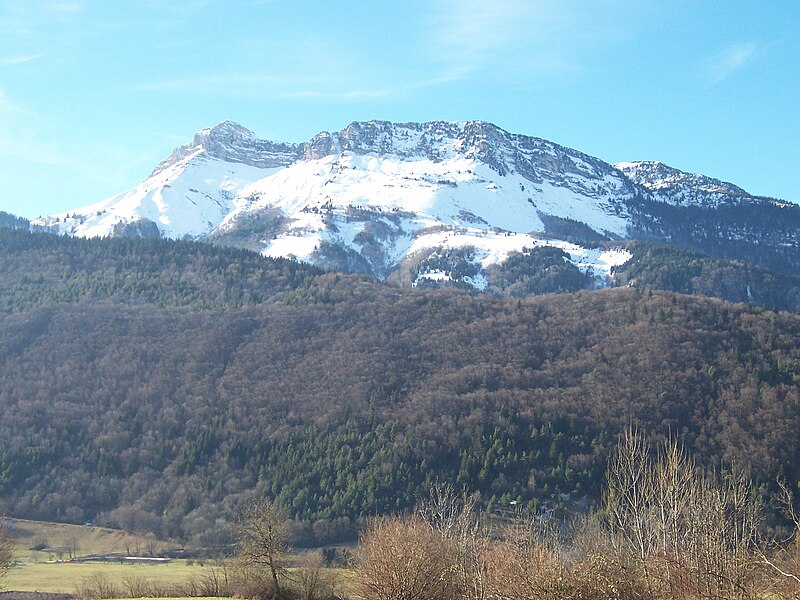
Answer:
[{"left": 1, "top": 0, "right": 798, "bottom": 219}]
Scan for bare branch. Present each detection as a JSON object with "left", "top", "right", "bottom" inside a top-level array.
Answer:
[{"left": 0, "top": 516, "right": 15, "bottom": 587}]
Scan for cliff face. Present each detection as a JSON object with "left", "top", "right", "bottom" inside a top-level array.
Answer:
[{"left": 151, "top": 120, "right": 303, "bottom": 176}]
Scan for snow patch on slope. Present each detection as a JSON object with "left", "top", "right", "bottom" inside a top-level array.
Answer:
[
  {"left": 615, "top": 161, "right": 751, "bottom": 207},
  {"left": 37, "top": 153, "right": 277, "bottom": 239}
]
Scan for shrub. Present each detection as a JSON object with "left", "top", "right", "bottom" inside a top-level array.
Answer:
[{"left": 354, "top": 514, "right": 459, "bottom": 600}]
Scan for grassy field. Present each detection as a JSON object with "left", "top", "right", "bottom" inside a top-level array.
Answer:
[
  {"left": 5, "top": 517, "right": 179, "bottom": 563},
  {"left": 5, "top": 561, "right": 354, "bottom": 595},
  {"left": 5, "top": 559, "right": 209, "bottom": 593},
  {"left": 2, "top": 518, "right": 353, "bottom": 596},
  {"left": 1, "top": 517, "right": 196, "bottom": 593}
]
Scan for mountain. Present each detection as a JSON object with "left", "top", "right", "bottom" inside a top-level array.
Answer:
[{"left": 31, "top": 120, "right": 800, "bottom": 294}]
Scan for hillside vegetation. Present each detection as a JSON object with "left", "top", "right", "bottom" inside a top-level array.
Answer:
[
  {"left": 613, "top": 241, "right": 800, "bottom": 312},
  {"left": 0, "top": 229, "right": 798, "bottom": 546},
  {"left": 0, "top": 228, "right": 320, "bottom": 314}
]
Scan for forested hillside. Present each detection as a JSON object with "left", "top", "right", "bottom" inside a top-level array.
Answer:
[
  {"left": 0, "top": 228, "right": 320, "bottom": 314},
  {"left": 4, "top": 219, "right": 800, "bottom": 313},
  {"left": 0, "top": 211, "right": 29, "bottom": 231},
  {"left": 627, "top": 196, "right": 800, "bottom": 275},
  {"left": 1, "top": 229, "right": 799, "bottom": 547},
  {"left": 612, "top": 242, "right": 800, "bottom": 312}
]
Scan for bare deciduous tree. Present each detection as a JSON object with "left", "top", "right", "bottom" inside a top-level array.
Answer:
[
  {"left": 761, "top": 479, "right": 800, "bottom": 595},
  {"left": 604, "top": 427, "right": 765, "bottom": 599},
  {"left": 417, "top": 482, "right": 488, "bottom": 600},
  {"left": 294, "top": 550, "right": 336, "bottom": 600},
  {"left": 0, "top": 516, "right": 13, "bottom": 587},
  {"left": 235, "top": 499, "right": 290, "bottom": 599},
  {"left": 605, "top": 426, "right": 659, "bottom": 562},
  {"left": 66, "top": 534, "right": 80, "bottom": 560},
  {"left": 144, "top": 534, "right": 161, "bottom": 558}
]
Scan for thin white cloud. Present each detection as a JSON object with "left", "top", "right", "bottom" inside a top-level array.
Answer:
[
  {"left": 0, "top": 88, "right": 155, "bottom": 204},
  {"left": 277, "top": 88, "right": 393, "bottom": 101},
  {"left": 707, "top": 42, "right": 758, "bottom": 84},
  {"left": 139, "top": 0, "right": 216, "bottom": 16},
  {"left": 0, "top": 89, "right": 37, "bottom": 118},
  {"left": 132, "top": 73, "right": 359, "bottom": 96},
  {"left": 45, "top": 1, "right": 83, "bottom": 13},
  {"left": 129, "top": 1, "right": 644, "bottom": 106},
  {"left": 131, "top": 70, "right": 465, "bottom": 103},
  {"left": 0, "top": 90, "right": 14, "bottom": 113},
  {"left": 429, "top": 0, "right": 555, "bottom": 75},
  {"left": 133, "top": 0, "right": 629, "bottom": 103},
  {"left": 0, "top": 109, "right": 68, "bottom": 168},
  {"left": 0, "top": 53, "right": 45, "bottom": 67},
  {"left": 425, "top": 0, "right": 639, "bottom": 82},
  {"left": 131, "top": 74, "right": 298, "bottom": 93},
  {"left": 132, "top": 71, "right": 419, "bottom": 102}
]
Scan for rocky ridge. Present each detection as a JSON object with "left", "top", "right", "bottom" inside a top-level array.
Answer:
[
  {"left": 615, "top": 160, "right": 753, "bottom": 207},
  {"left": 32, "top": 119, "right": 800, "bottom": 291},
  {"left": 151, "top": 120, "right": 303, "bottom": 177}
]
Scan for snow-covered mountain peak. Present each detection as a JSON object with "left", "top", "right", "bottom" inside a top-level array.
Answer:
[
  {"left": 615, "top": 160, "right": 751, "bottom": 207},
  {"left": 151, "top": 121, "right": 302, "bottom": 177},
  {"left": 330, "top": 119, "right": 533, "bottom": 166},
  {"left": 34, "top": 118, "right": 799, "bottom": 293},
  {"left": 194, "top": 120, "right": 258, "bottom": 152}
]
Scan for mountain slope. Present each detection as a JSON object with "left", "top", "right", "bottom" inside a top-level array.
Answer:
[
  {"left": 1, "top": 233, "right": 799, "bottom": 544},
  {"left": 31, "top": 120, "right": 800, "bottom": 293}
]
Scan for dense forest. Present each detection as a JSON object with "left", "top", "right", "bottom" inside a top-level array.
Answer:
[
  {"left": 0, "top": 228, "right": 321, "bottom": 314},
  {"left": 0, "top": 211, "right": 29, "bottom": 231},
  {"left": 0, "top": 228, "right": 799, "bottom": 546},
  {"left": 611, "top": 242, "right": 800, "bottom": 312},
  {"left": 627, "top": 195, "right": 800, "bottom": 275},
  {"left": 5, "top": 210, "right": 800, "bottom": 314}
]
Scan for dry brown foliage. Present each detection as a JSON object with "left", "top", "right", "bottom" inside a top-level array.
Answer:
[
  {"left": 416, "top": 482, "right": 489, "bottom": 600},
  {"left": 353, "top": 513, "right": 458, "bottom": 600},
  {"left": 355, "top": 485, "right": 654, "bottom": 600},
  {"left": 293, "top": 551, "right": 338, "bottom": 600},
  {"left": 349, "top": 433, "right": 800, "bottom": 600},
  {"left": 762, "top": 479, "right": 800, "bottom": 598}
]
